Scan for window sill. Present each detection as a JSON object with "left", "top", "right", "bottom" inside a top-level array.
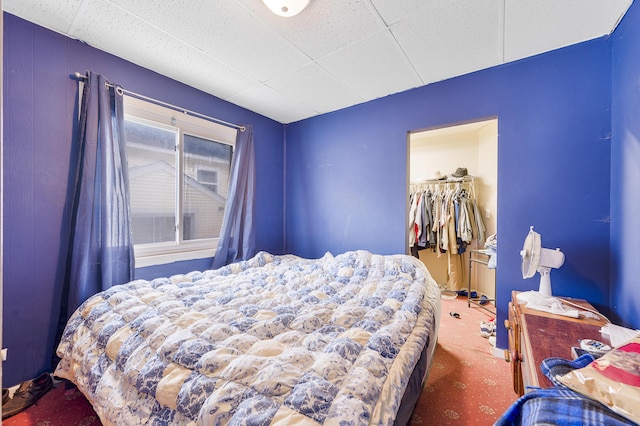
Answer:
[{"left": 135, "top": 248, "right": 216, "bottom": 268}]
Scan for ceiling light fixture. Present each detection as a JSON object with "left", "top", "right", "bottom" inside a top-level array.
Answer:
[{"left": 261, "top": 0, "right": 310, "bottom": 17}]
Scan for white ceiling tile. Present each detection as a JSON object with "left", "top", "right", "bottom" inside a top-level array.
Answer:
[
  {"left": 67, "top": 1, "right": 179, "bottom": 76},
  {"left": 3, "top": 0, "right": 82, "bottom": 34},
  {"left": 391, "top": 0, "right": 503, "bottom": 84},
  {"left": 109, "top": 0, "right": 311, "bottom": 82},
  {"left": 267, "top": 63, "right": 363, "bottom": 114},
  {"left": 318, "top": 30, "right": 423, "bottom": 100},
  {"left": 148, "top": 44, "right": 257, "bottom": 102},
  {"left": 108, "top": 0, "right": 199, "bottom": 31},
  {"left": 369, "top": 0, "right": 429, "bottom": 25},
  {"left": 68, "top": 0, "right": 159, "bottom": 59},
  {"left": 504, "top": 0, "right": 633, "bottom": 62},
  {"left": 237, "top": 0, "right": 387, "bottom": 60},
  {"left": 67, "top": 0, "right": 255, "bottom": 100},
  {"left": 229, "top": 85, "right": 318, "bottom": 123}
]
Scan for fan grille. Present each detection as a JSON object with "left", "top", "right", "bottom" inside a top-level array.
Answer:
[{"left": 521, "top": 228, "right": 541, "bottom": 279}]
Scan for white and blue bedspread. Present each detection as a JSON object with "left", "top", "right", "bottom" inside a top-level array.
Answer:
[{"left": 55, "top": 250, "right": 440, "bottom": 425}]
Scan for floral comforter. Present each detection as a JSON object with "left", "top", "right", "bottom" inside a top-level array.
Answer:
[{"left": 55, "top": 250, "right": 440, "bottom": 425}]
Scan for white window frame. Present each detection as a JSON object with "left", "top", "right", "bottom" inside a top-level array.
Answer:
[{"left": 124, "top": 96, "right": 237, "bottom": 267}]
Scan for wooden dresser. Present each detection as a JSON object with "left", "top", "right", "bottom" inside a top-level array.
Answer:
[{"left": 504, "top": 290, "right": 610, "bottom": 395}]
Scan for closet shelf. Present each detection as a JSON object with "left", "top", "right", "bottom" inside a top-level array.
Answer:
[{"left": 411, "top": 176, "right": 476, "bottom": 184}]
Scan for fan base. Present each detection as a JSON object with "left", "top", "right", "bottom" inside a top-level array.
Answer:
[{"left": 538, "top": 268, "right": 552, "bottom": 297}]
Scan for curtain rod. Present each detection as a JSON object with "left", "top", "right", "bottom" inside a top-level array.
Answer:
[{"left": 73, "top": 72, "right": 245, "bottom": 132}]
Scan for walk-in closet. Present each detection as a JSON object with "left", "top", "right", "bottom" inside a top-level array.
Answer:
[{"left": 408, "top": 119, "right": 498, "bottom": 302}]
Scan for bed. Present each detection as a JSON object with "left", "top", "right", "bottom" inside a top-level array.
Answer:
[{"left": 54, "top": 250, "right": 441, "bottom": 425}]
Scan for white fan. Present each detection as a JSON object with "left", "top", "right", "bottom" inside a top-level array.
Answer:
[{"left": 520, "top": 226, "right": 565, "bottom": 297}]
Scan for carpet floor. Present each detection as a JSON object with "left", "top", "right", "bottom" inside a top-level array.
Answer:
[
  {"left": 3, "top": 297, "right": 517, "bottom": 425},
  {"left": 410, "top": 297, "right": 519, "bottom": 425},
  {"left": 2, "top": 384, "right": 101, "bottom": 426}
]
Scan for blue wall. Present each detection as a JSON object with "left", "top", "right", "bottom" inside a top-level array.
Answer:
[
  {"left": 285, "top": 37, "right": 613, "bottom": 350},
  {"left": 7, "top": 2, "right": 640, "bottom": 387},
  {"left": 611, "top": 3, "right": 640, "bottom": 330},
  {"left": 2, "top": 14, "right": 285, "bottom": 386}
]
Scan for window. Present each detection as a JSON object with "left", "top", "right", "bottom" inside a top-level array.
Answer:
[
  {"left": 123, "top": 96, "right": 237, "bottom": 267},
  {"left": 196, "top": 169, "right": 219, "bottom": 193}
]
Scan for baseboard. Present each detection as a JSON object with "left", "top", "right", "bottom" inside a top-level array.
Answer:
[{"left": 492, "top": 346, "right": 506, "bottom": 360}]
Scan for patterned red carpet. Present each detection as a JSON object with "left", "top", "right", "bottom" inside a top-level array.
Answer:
[
  {"left": 410, "top": 297, "right": 519, "bottom": 425},
  {"left": 4, "top": 297, "right": 517, "bottom": 426},
  {"left": 2, "top": 384, "right": 100, "bottom": 426}
]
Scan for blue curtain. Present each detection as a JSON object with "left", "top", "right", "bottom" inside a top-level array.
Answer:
[
  {"left": 66, "top": 72, "right": 135, "bottom": 314},
  {"left": 211, "top": 125, "right": 256, "bottom": 268}
]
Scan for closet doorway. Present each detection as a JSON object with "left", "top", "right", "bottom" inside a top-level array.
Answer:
[{"left": 408, "top": 118, "right": 497, "bottom": 301}]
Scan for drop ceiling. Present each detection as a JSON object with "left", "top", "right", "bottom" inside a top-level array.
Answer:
[{"left": 3, "top": 0, "right": 633, "bottom": 124}]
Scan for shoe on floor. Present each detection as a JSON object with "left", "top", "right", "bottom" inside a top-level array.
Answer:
[
  {"left": 456, "top": 290, "right": 478, "bottom": 298},
  {"left": 2, "top": 388, "right": 9, "bottom": 405},
  {"left": 480, "top": 318, "right": 496, "bottom": 338},
  {"left": 2, "top": 373, "right": 53, "bottom": 419}
]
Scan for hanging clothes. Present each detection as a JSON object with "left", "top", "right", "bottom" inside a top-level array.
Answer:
[
  {"left": 409, "top": 178, "right": 487, "bottom": 251},
  {"left": 409, "top": 177, "right": 488, "bottom": 289}
]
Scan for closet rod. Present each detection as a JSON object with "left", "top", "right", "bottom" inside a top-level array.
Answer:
[{"left": 73, "top": 72, "right": 246, "bottom": 132}]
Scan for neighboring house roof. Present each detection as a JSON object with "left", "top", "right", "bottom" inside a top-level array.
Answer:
[{"left": 129, "top": 160, "right": 227, "bottom": 205}]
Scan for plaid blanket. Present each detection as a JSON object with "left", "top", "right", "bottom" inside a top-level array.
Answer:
[{"left": 495, "top": 355, "right": 636, "bottom": 426}]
